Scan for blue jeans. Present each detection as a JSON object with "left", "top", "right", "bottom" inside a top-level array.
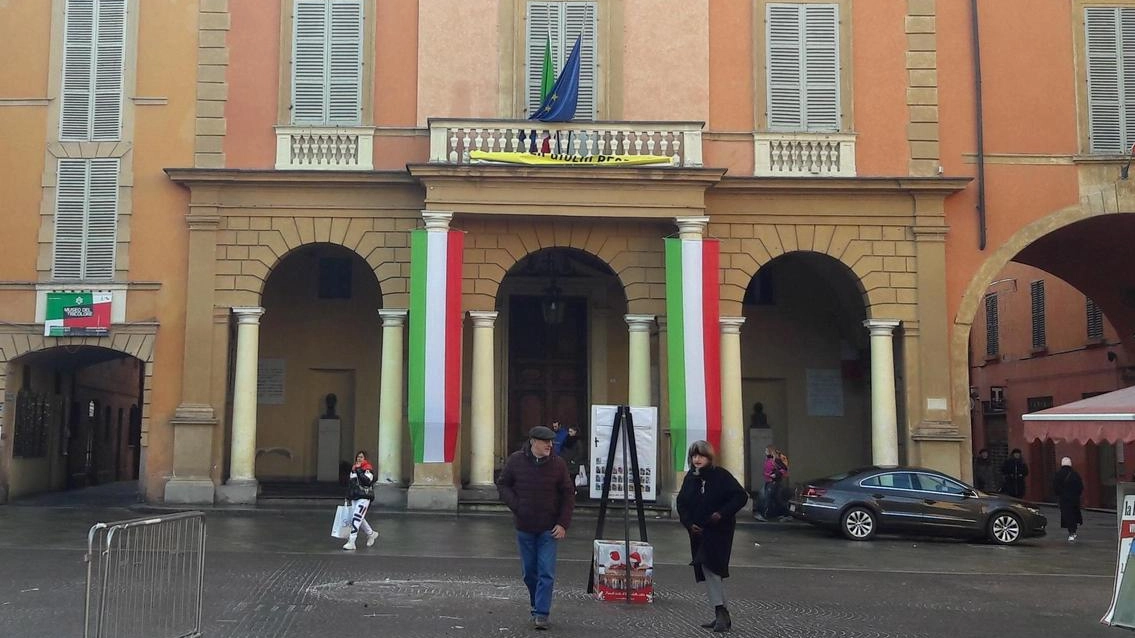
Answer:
[{"left": 516, "top": 530, "right": 558, "bottom": 617}]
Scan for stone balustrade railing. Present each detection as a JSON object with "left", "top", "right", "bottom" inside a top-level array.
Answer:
[
  {"left": 754, "top": 132, "right": 857, "bottom": 177},
  {"left": 275, "top": 126, "right": 375, "bottom": 170},
  {"left": 428, "top": 119, "right": 704, "bottom": 167}
]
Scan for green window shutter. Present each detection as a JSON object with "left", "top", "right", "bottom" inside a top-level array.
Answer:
[
  {"left": 53, "top": 158, "right": 119, "bottom": 281},
  {"left": 767, "top": 3, "right": 840, "bottom": 132},
  {"left": 61, "top": 0, "right": 126, "bottom": 141}
]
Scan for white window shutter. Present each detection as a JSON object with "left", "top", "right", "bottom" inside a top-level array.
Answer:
[
  {"left": 767, "top": 4, "right": 803, "bottom": 131},
  {"left": 1086, "top": 7, "right": 1124, "bottom": 153},
  {"left": 293, "top": 0, "right": 329, "bottom": 123},
  {"left": 525, "top": 2, "right": 558, "bottom": 116},
  {"left": 803, "top": 4, "right": 839, "bottom": 132},
  {"left": 327, "top": 0, "right": 362, "bottom": 124},
  {"left": 52, "top": 158, "right": 119, "bottom": 281},
  {"left": 61, "top": 0, "right": 125, "bottom": 141},
  {"left": 563, "top": 2, "right": 597, "bottom": 121},
  {"left": 1124, "top": 9, "right": 1135, "bottom": 152},
  {"left": 92, "top": 0, "right": 126, "bottom": 140},
  {"left": 61, "top": 0, "right": 95, "bottom": 140}
]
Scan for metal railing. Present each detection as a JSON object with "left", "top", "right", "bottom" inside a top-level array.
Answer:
[{"left": 84, "top": 511, "right": 206, "bottom": 638}]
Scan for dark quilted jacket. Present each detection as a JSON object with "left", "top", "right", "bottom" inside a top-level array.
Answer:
[{"left": 497, "top": 443, "right": 575, "bottom": 534}]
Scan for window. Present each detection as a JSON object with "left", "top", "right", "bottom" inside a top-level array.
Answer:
[
  {"left": 913, "top": 473, "right": 966, "bottom": 495},
  {"left": 1087, "top": 297, "right": 1104, "bottom": 340},
  {"left": 318, "top": 257, "right": 352, "bottom": 299},
  {"left": 1027, "top": 396, "right": 1054, "bottom": 412},
  {"left": 1085, "top": 6, "right": 1135, "bottom": 154},
  {"left": 60, "top": 0, "right": 126, "bottom": 141},
  {"left": 984, "top": 293, "right": 999, "bottom": 357},
  {"left": 292, "top": 0, "right": 363, "bottom": 125},
  {"left": 766, "top": 3, "right": 840, "bottom": 132},
  {"left": 1030, "top": 280, "right": 1046, "bottom": 350},
  {"left": 525, "top": 1, "right": 597, "bottom": 120},
  {"left": 861, "top": 473, "right": 914, "bottom": 490},
  {"left": 53, "top": 158, "right": 119, "bottom": 281}
]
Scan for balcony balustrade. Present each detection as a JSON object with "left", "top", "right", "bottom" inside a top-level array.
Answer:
[
  {"left": 754, "top": 132, "right": 857, "bottom": 177},
  {"left": 275, "top": 126, "right": 375, "bottom": 170},
  {"left": 428, "top": 119, "right": 704, "bottom": 167}
]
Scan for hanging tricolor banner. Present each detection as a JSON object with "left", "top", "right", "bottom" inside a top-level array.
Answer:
[
  {"left": 664, "top": 238, "right": 721, "bottom": 471},
  {"left": 44, "top": 291, "right": 112, "bottom": 337},
  {"left": 408, "top": 228, "right": 465, "bottom": 464}
]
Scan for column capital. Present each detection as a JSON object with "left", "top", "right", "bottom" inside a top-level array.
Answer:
[
  {"left": 422, "top": 210, "right": 453, "bottom": 231},
  {"left": 863, "top": 319, "right": 901, "bottom": 336},
  {"left": 468, "top": 310, "right": 499, "bottom": 327},
  {"left": 378, "top": 308, "right": 408, "bottom": 327},
  {"left": 674, "top": 216, "right": 710, "bottom": 240},
  {"left": 625, "top": 314, "right": 656, "bottom": 332},
  {"left": 232, "top": 306, "right": 265, "bottom": 324},
  {"left": 720, "top": 316, "right": 746, "bottom": 334}
]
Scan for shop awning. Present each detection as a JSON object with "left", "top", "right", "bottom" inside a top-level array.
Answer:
[{"left": 1022, "top": 385, "right": 1135, "bottom": 444}]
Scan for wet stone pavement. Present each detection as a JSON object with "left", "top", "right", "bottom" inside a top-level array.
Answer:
[{"left": 0, "top": 488, "right": 1123, "bottom": 637}]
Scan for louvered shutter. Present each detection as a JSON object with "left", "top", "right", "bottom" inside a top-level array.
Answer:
[
  {"left": 61, "top": 0, "right": 126, "bottom": 141},
  {"left": 984, "top": 293, "right": 999, "bottom": 357},
  {"left": 53, "top": 158, "right": 119, "bottom": 281},
  {"left": 526, "top": 3, "right": 559, "bottom": 116},
  {"left": 563, "top": 2, "right": 597, "bottom": 121},
  {"left": 1030, "top": 280, "right": 1046, "bottom": 349},
  {"left": 767, "top": 3, "right": 840, "bottom": 132},
  {"left": 1085, "top": 7, "right": 1135, "bottom": 154},
  {"left": 293, "top": 0, "right": 329, "bottom": 123},
  {"left": 327, "top": 0, "right": 362, "bottom": 123},
  {"left": 1086, "top": 297, "right": 1104, "bottom": 340}
]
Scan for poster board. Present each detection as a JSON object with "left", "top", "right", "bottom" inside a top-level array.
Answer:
[
  {"left": 589, "top": 405, "right": 657, "bottom": 501},
  {"left": 1102, "top": 488, "right": 1135, "bottom": 627}
]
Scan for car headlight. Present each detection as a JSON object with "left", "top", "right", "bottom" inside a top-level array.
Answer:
[{"left": 1025, "top": 507, "right": 1041, "bottom": 516}]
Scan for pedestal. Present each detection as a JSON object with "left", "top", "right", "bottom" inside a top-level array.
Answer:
[
  {"left": 317, "top": 418, "right": 341, "bottom": 482},
  {"left": 216, "top": 478, "right": 258, "bottom": 504},
  {"left": 407, "top": 462, "right": 459, "bottom": 510}
]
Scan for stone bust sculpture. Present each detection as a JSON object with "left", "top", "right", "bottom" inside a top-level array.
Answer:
[{"left": 323, "top": 393, "right": 338, "bottom": 419}]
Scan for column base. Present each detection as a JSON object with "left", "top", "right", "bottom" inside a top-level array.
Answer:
[
  {"left": 216, "top": 479, "right": 258, "bottom": 504},
  {"left": 406, "top": 484, "right": 459, "bottom": 510},
  {"left": 460, "top": 484, "right": 500, "bottom": 502},
  {"left": 164, "top": 478, "right": 216, "bottom": 504},
  {"left": 372, "top": 484, "right": 408, "bottom": 508}
]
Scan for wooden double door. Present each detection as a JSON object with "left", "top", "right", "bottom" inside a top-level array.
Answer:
[{"left": 507, "top": 295, "right": 588, "bottom": 453}]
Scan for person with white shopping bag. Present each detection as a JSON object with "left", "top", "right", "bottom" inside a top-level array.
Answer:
[
  {"left": 339, "top": 450, "right": 378, "bottom": 551},
  {"left": 559, "top": 425, "right": 588, "bottom": 497}
]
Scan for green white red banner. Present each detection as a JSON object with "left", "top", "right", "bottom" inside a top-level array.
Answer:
[
  {"left": 44, "top": 291, "right": 112, "bottom": 337},
  {"left": 664, "top": 238, "right": 721, "bottom": 471},
  {"left": 408, "top": 229, "right": 464, "bottom": 463}
]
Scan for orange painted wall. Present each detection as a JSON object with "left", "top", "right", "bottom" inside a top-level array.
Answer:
[
  {"left": 374, "top": 0, "right": 417, "bottom": 126},
  {"left": 622, "top": 0, "right": 709, "bottom": 121},
  {"left": 225, "top": 0, "right": 282, "bottom": 169},
  {"left": 416, "top": 0, "right": 499, "bottom": 125},
  {"left": 708, "top": 0, "right": 753, "bottom": 132},
  {"left": 851, "top": 0, "right": 909, "bottom": 176}
]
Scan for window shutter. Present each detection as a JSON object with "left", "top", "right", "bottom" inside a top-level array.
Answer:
[
  {"left": 767, "top": 4, "right": 803, "bottom": 131},
  {"left": 53, "top": 158, "right": 119, "bottom": 281},
  {"left": 1085, "top": 7, "right": 1135, "bottom": 154},
  {"left": 984, "top": 293, "right": 999, "bottom": 357},
  {"left": 802, "top": 4, "right": 839, "bottom": 132},
  {"left": 293, "top": 0, "right": 329, "bottom": 123},
  {"left": 767, "top": 3, "right": 840, "bottom": 132},
  {"left": 92, "top": 0, "right": 126, "bottom": 140},
  {"left": 563, "top": 2, "right": 597, "bottom": 121},
  {"left": 1030, "top": 280, "right": 1046, "bottom": 349},
  {"left": 525, "top": 2, "right": 557, "bottom": 116},
  {"left": 327, "top": 0, "right": 362, "bottom": 124},
  {"left": 1086, "top": 297, "right": 1104, "bottom": 340},
  {"left": 61, "top": 0, "right": 126, "bottom": 141}
]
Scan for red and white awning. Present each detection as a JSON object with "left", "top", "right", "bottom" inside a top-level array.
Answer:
[{"left": 1022, "top": 385, "right": 1135, "bottom": 444}]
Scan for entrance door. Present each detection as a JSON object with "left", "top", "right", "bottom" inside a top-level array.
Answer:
[{"left": 507, "top": 296, "right": 588, "bottom": 453}]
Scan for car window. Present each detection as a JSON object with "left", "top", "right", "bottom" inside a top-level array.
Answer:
[
  {"left": 862, "top": 472, "right": 913, "bottom": 490},
  {"left": 914, "top": 473, "right": 967, "bottom": 495}
]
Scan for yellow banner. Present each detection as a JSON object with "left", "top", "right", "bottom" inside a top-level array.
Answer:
[{"left": 469, "top": 150, "right": 674, "bottom": 166}]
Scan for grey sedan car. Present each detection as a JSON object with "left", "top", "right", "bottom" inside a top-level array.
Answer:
[{"left": 787, "top": 466, "right": 1047, "bottom": 545}]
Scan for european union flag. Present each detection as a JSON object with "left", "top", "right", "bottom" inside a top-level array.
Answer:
[{"left": 529, "top": 35, "right": 581, "bottom": 122}]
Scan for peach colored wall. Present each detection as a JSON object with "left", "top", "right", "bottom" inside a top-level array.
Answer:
[
  {"left": 851, "top": 0, "right": 908, "bottom": 176},
  {"left": 0, "top": 1, "right": 52, "bottom": 281},
  {"left": 225, "top": 0, "right": 282, "bottom": 169},
  {"left": 417, "top": 0, "right": 500, "bottom": 126},
  {"left": 621, "top": 0, "right": 708, "bottom": 122},
  {"left": 708, "top": 0, "right": 753, "bottom": 132},
  {"left": 375, "top": 0, "right": 418, "bottom": 126}
]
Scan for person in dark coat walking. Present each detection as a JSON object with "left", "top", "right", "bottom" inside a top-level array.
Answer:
[
  {"left": 1000, "top": 448, "right": 1029, "bottom": 498},
  {"left": 497, "top": 426, "right": 575, "bottom": 630},
  {"left": 1053, "top": 456, "right": 1084, "bottom": 542},
  {"left": 676, "top": 440, "right": 749, "bottom": 633},
  {"left": 973, "top": 448, "right": 997, "bottom": 492},
  {"left": 559, "top": 425, "right": 587, "bottom": 496}
]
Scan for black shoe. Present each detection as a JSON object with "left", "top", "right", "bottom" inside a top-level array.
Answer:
[
  {"left": 700, "top": 620, "right": 716, "bottom": 629},
  {"left": 712, "top": 605, "right": 731, "bottom": 632}
]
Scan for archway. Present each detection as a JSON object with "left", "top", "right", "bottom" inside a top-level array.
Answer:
[
  {"left": 252, "top": 243, "right": 383, "bottom": 486},
  {"left": 497, "top": 247, "right": 626, "bottom": 455},
  {"left": 4, "top": 347, "right": 143, "bottom": 500},
  {"left": 740, "top": 251, "right": 871, "bottom": 489}
]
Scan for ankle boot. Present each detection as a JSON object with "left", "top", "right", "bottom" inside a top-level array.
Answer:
[{"left": 712, "top": 605, "right": 731, "bottom": 632}]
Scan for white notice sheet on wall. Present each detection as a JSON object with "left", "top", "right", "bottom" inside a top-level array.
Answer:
[
  {"left": 806, "top": 368, "right": 843, "bottom": 417},
  {"left": 257, "top": 359, "right": 286, "bottom": 405}
]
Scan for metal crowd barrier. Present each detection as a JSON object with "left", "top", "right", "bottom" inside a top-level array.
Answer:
[{"left": 84, "top": 511, "right": 206, "bottom": 638}]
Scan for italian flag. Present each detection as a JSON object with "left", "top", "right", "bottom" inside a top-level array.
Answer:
[
  {"left": 408, "top": 228, "right": 465, "bottom": 464},
  {"left": 665, "top": 237, "right": 721, "bottom": 471}
]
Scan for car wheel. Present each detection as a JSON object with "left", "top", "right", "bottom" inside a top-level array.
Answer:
[
  {"left": 987, "top": 511, "right": 1022, "bottom": 545},
  {"left": 840, "top": 506, "right": 876, "bottom": 541}
]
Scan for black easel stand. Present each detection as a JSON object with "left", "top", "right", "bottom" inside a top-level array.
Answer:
[{"left": 586, "top": 406, "right": 648, "bottom": 602}]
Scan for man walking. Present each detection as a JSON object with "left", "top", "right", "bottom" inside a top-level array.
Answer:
[
  {"left": 498, "top": 425, "right": 576, "bottom": 630},
  {"left": 1053, "top": 456, "right": 1084, "bottom": 542}
]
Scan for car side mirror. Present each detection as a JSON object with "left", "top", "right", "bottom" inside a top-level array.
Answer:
[{"left": 964, "top": 489, "right": 978, "bottom": 498}]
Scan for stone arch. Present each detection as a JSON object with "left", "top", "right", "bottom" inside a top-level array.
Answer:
[
  {"left": 461, "top": 217, "right": 666, "bottom": 315},
  {"left": 212, "top": 215, "right": 417, "bottom": 309},
  {"left": 718, "top": 222, "right": 918, "bottom": 322}
]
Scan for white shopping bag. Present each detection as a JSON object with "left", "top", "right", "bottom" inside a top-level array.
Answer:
[
  {"left": 331, "top": 504, "right": 352, "bottom": 539},
  {"left": 575, "top": 465, "right": 589, "bottom": 488}
]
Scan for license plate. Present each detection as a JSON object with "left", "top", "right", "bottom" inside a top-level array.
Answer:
[{"left": 789, "top": 504, "right": 796, "bottom": 513}]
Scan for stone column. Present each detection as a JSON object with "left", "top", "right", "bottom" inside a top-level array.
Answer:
[
  {"left": 719, "top": 317, "right": 746, "bottom": 479},
  {"left": 407, "top": 210, "right": 460, "bottom": 510},
  {"left": 220, "top": 306, "right": 264, "bottom": 504},
  {"left": 865, "top": 319, "right": 901, "bottom": 466},
  {"left": 468, "top": 311, "right": 498, "bottom": 490},
  {"left": 375, "top": 309, "right": 407, "bottom": 505},
  {"left": 625, "top": 315, "right": 655, "bottom": 407}
]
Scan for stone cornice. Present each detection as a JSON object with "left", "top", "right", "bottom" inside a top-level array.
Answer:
[
  {"left": 714, "top": 176, "right": 971, "bottom": 196},
  {"left": 164, "top": 168, "right": 419, "bottom": 187},
  {"left": 407, "top": 164, "right": 728, "bottom": 188}
]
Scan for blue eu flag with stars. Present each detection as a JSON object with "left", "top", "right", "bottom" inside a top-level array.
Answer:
[{"left": 529, "top": 35, "right": 582, "bottom": 122}]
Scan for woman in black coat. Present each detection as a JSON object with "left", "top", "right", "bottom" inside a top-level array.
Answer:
[
  {"left": 1053, "top": 456, "right": 1084, "bottom": 542},
  {"left": 676, "top": 440, "right": 749, "bottom": 633}
]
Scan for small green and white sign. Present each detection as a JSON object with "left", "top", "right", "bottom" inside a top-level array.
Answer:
[{"left": 44, "top": 291, "right": 112, "bottom": 337}]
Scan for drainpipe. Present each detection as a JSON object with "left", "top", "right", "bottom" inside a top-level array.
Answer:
[{"left": 970, "top": 0, "right": 988, "bottom": 250}]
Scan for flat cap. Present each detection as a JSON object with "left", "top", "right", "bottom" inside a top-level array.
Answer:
[{"left": 529, "top": 425, "right": 556, "bottom": 441}]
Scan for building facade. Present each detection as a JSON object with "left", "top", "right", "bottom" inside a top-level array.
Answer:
[{"left": 1, "top": 0, "right": 1132, "bottom": 507}]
